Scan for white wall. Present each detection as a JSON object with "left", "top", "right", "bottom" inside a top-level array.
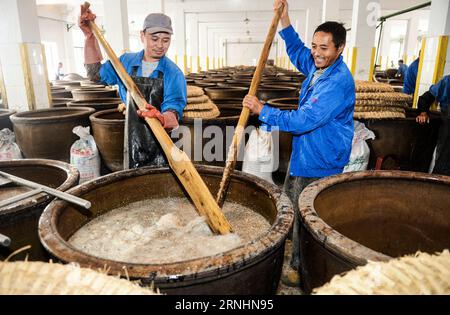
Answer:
[{"left": 226, "top": 42, "right": 277, "bottom": 67}]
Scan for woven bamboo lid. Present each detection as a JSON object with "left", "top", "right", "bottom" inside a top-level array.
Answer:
[
  {"left": 185, "top": 101, "right": 218, "bottom": 110},
  {"left": 355, "top": 81, "right": 395, "bottom": 93},
  {"left": 355, "top": 105, "right": 406, "bottom": 112},
  {"left": 187, "top": 95, "right": 210, "bottom": 104},
  {"left": 356, "top": 92, "right": 413, "bottom": 102},
  {"left": 0, "top": 261, "right": 158, "bottom": 295},
  {"left": 354, "top": 111, "right": 406, "bottom": 120},
  {"left": 187, "top": 85, "right": 204, "bottom": 98},
  {"left": 314, "top": 250, "right": 450, "bottom": 295},
  {"left": 184, "top": 102, "right": 220, "bottom": 119}
]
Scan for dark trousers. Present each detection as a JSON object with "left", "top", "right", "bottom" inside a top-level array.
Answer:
[{"left": 283, "top": 171, "right": 320, "bottom": 270}]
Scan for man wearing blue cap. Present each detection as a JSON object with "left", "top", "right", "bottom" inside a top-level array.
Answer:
[{"left": 79, "top": 7, "right": 187, "bottom": 169}]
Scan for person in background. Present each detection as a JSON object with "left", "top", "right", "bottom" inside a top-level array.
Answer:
[
  {"left": 416, "top": 74, "right": 450, "bottom": 176},
  {"left": 396, "top": 59, "right": 408, "bottom": 79},
  {"left": 55, "top": 62, "right": 64, "bottom": 80},
  {"left": 79, "top": 5, "right": 186, "bottom": 169},
  {"left": 403, "top": 53, "right": 420, "bottom": 95},
  {"left": 243, "top": 0, "right": 355, "bottom": 287}
]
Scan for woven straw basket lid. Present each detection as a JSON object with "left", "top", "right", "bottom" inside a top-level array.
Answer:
[
  {"left": 187, "top": 85, "right": 204, "bottom": 98},
  {"left": 354, "top": 111, "right": 406, "bottom": 120},
  {"left": 356, "top": 92, "right": 413, "bottom": 102},
  {"left": 313, "top": 250, "right": 450, "bottom": 295},
  {"left": 184, "top": 102, "right": 220, "bottom": 119},
  {"left": 187, "top": 95, "right": 210, "bottom": 104},
  {"left": 355, "top": 81, "right": 394, "bottom": 93},
  {"left": 0, "top": 261, "right": 158, "bottom": 295}
]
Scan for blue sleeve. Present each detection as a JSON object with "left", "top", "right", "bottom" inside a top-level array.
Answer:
[
  {"left": 99, "top": 54, "right": 128, "bottom": 86},
  {"left": 403, "top": 61, "right": 418, "bottom": 94},
  {"left": 430, "top": 75, "right": 450, "bottom": 105},
  {"left": 279, "top": 25, "right": 314, "bottom": 76},
  {"left": 161, "top": 71, "right": 187, "bottom": 120},
  {"left": 259, "top": 79, "right": 350, "bottom": 135}
]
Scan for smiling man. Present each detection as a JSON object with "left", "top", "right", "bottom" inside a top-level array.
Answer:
[
  {"left": 79, "top": 8, "right": 186, "bottom": 169},
  {"left": 243, "top": 0, "right": 355, "bottom": 287}
]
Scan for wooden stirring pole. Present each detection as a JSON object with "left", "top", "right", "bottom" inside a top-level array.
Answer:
[
  {"left": 82, "top": 2, "right": 232, "bottom": 235},
  {"left": 216, "top": 4, "right": 284, "bottom": 207}
]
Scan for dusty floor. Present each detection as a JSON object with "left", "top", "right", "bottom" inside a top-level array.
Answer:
[{"left": 276, "top": 240, "right": 304, "bottom": 295}]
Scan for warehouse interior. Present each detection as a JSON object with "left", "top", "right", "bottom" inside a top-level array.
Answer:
[{"left": 0, "top": 0, "right": 449, "bottom": 297}]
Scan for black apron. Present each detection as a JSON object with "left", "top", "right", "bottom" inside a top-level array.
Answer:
[
  {"left": 123, "top": 66, "right": 169, "bottom": 169},
  {"left": 433, "top": 108, "right": 450, "bottom": 175}
]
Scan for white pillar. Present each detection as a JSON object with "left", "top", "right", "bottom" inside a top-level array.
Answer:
[
  {"left": 0, "top": 0, "right": 50, "bottom": 111},
  {"left": 322, "top": 0, "right": 340, "bottom": 22},
  {"left": 415, "top": 0, "right": 450, "bottom": 103},
  {"left": 379, "top": 21, "right": 392, "bottom": 69},
  {"left": 404, "top": 12, "right": 420, "bottom": 63},
  {"left": 199, "top": 23, "right": 208, "bottom": 70},
  {"left": 304, "top": 3, "right": 322, "bottom": 46},
  {"left": 103, "top": 0, "right": 129, "bottom": 55},
  {"left": 350, "top": 0, "right": 379, "bottom": 80},
  {"left": 207, "top": 27, "right": 215, "bottom": 69},
  {"left": 427, "top": 0, "right": 450, "bottom": 74},
  {"left": 172, "top": 8, "right": 186, "bottom": 71},
  {"left": 187, "top": 13, "right": 199, "bottom": 72}
]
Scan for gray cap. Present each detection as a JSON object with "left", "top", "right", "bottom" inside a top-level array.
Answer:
[{"left": 143, "top": 13, "right": 173, "bottom": 34}]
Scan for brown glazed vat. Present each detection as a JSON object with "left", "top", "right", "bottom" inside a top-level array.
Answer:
[
  {"left": 68, "top": 98, "right": 123, "bottom": 112},
  {"left": 39, "top": 166, "right": 293, "bottom": 295},
  {"left": 51, "top": 90, "right": 73, "bottom": 99},
  {"left": 51, "top": 98, "right": 73, "bottom": 108},
  {"left": 0, "top": 109, "right": 16, "bottom": 130},
  {"left": 89, "top": 109, "right": 125, "bottom": 172},
  {"left": 205, "top": 87, "right": 248, "bottom": 100},
  {"left": 0, "top": 159, "right": 78, "bottom": 261},
  {"left": 192, "top": 82, "right": 216, "bottom": 88},
  {"left": 178, "top": 114, "right": 242, "bottom": 167},
  {"left": 52, "top": 80, "right": 81, "bottom": 87},
  {"left": 256, "top": 86, "right": 298, "bottom": 102},
  {"left": 358, "top": 108, "right": 441, "bottom": 172},
  {"left": 61, "top": 73, "right": 85, "bottom": 81},
  {"left": 298, "top": 171, "right": 450, "bottom": 293},
  {"left": 226, "top": 79, "right": 252, "bottom": 87},
  {"left": 10, "top": 107, "right": 95, "bottom": 163},
  {"left": 71, "top": 88, "right": 118, "bottom": 101},
  {"left": 199, "top": 78, "right": 228, "bottom": 84}
]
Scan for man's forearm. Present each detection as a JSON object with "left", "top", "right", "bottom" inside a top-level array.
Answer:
[
  {"left": 280, "top": 15, "right": 291, "bottom": 29},
  {"left": 85, "top": 62, "right": 102, "bottom": 83}
]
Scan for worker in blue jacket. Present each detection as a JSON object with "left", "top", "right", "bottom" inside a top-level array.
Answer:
[
  {"left": 403, "top": 55, "right": 420, "bottom": 95},
  {"left": 396, "top": 59, "right": 408, "bottom": 79},
  {"left": 416, "top": 75, "right": 450, "bottom": 175},
  {"left": 79, "top": 6, "right": 186, "bottom": 169},
  {"left": 243, "top": 0, "right": 355, "bottom": 287}
]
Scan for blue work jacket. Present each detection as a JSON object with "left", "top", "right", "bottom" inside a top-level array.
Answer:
[
  {"left": 403, "top": 58, "right": 419, "bottom": 95},
  {"left": 259, "top": 25, "right": 355, "bottom": 178},
  {"left": 430, "top": 75, "right": 450, "bottom": 111}
]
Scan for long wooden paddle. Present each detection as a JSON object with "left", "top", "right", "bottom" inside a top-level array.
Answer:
[
  {"left": 82, "top": 2, "right": 232, "bottom": 234},
  {"left": 216, "top": 4, "right": 284, "bottom": 207}
]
